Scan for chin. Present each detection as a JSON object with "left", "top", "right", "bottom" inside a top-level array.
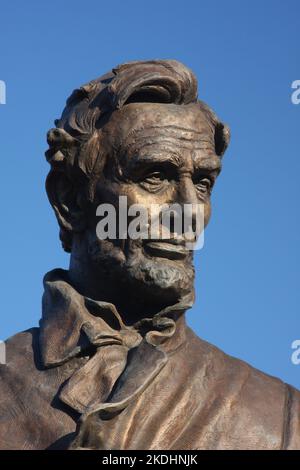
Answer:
[
  {"left": 88, "top": 236, "right": 195, "bottom": 306},
  {"left": 126, "top": 257, "right": 194, "bottom": 305},
  {"left": 122, "top": 242, "right": 195, "bottom": 305}
]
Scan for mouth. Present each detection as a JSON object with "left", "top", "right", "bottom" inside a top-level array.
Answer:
[{"left": 144, "top": 239, "right": 191, "bottom": 260}]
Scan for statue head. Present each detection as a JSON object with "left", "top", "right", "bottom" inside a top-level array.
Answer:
[{"left": 45, "top": 60, "right": 230, "bottom": 320}]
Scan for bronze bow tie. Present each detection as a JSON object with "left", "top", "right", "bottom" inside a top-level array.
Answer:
[{"left": 58, "top": 298, "right": 176, "bottom": 415}]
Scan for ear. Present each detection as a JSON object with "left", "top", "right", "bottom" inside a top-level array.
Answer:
[
  {"left": 46, "top": 168, "right": 87, "bottom": 245},
  {"left": 215, "top": 122, "right": 230, "bottom": 157}
]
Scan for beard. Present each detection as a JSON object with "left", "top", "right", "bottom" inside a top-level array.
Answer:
[{"left": 86, "top": 232, "right": 195, "bottom": 313}]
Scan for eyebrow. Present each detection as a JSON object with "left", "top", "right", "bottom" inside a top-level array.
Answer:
[
  {"left": 193, "top": 156, "right": 222, "bottom": 172},
  {"left": 125, "top": 150, "right": 221, "bottom": 173},
  {"left": 126, "top": 152, "right": 182, "bottom": 169}
]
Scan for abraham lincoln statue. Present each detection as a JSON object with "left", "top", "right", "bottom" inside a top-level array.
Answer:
[{"left": 0, "top": 60, "right": 299, "bottom": 450}]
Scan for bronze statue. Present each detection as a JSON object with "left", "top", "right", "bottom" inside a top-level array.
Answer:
[{"left": 0, "top": 60, "right": 299, "bottom": 450}]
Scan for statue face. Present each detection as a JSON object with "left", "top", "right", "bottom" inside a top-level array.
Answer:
[{"left": 82, "top": 103, "right": 221, "bottom": 310}]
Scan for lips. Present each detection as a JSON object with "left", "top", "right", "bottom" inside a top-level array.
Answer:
[{"left": 144, "top": 240, "right": 190, "bottom": 260}]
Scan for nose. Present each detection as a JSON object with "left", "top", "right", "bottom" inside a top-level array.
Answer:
[
  {"left": 177, "top": 173, "right": 200, "bottom": 235},
  {"left": 162, "top": 173, "right": 200, "bottom": 239},
  {"left": 178, "top": 173, "right": 198, "bottom": 205}
]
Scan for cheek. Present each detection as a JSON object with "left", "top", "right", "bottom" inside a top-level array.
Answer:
[
  {"left": 114, "top": 186, "right": 177, "bottom": 215},
  {"left": 96, "top": 181, "right": 156, "bottom": 205},
  {"left": 125, "top": 185, "right": 176, "bottom": 206}
]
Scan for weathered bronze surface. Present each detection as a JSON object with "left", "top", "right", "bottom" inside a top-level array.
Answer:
[{"left": 0, "top": 60, "right": 299, "bottom": 450}]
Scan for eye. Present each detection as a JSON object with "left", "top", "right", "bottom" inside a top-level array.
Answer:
[
  {"left": 139, "top": 170, "right": 169, "bottom": 192},
  {"left": 194, "top": 177, "right": 213, "bottom": 194},
  {"left": 144, "top": 171, "right": 166, "bottom": 184}
]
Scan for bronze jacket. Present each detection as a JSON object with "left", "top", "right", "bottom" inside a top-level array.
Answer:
[{"left": 0, "top": 269, "right": 299, "bottom": 450}]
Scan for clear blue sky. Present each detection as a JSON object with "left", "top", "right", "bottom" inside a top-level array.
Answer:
[{"left": 1, "top": 0, "right": 299, "bottom": 389}]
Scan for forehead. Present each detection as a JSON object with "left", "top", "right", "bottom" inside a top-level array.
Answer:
[
  {"left": 115, "top": 102, "right": 212, "bottom": 128},
  {"left": 103, "top": 102, "right": 219, "bottom": 169}
]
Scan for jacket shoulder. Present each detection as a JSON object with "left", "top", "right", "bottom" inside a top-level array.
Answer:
[
  {"left": 185, "top": 327, "right": 300, "bottom": 449},
  {"left": 0, "top": 328, "right": 80, "bottom": 449},
  {"left": 0, "top": 327, "right": 41, "bottom": 388}
]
